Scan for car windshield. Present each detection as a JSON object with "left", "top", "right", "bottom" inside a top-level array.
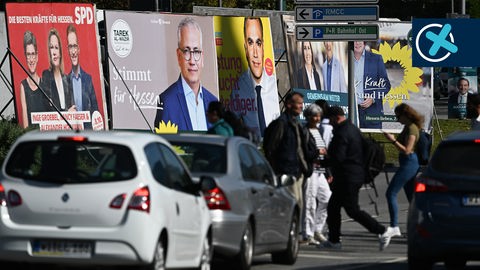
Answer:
[
  {"left": 430, "top": 142, "right": 480, "bottom": 176},
  {"left": 5, "top": 141, "right": 137, "bottom": 183},
  {"left": 170, "top": 142, "right": 227, "bottom": 174}
]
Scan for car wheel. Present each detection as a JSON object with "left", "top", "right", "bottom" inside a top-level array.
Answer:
[
  {"left": 146, "top": 238, "right": 166, "bottom": 270},
  {"left": 234, "top": 222, "right": 254, "bottom": 270},
  {"left": 445, "top": 258, "right": 467, "bottom": 270},
  {"left": 197, "top": 234, "right": 212, "bottom": 270},
  {"left": 408, "top": 251, "right": 433, "bottom": 270},
  {"left": 271, "top": 212, "right": 299, "bottom": 265}
]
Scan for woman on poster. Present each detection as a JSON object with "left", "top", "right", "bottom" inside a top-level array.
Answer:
[
  {"left": 40, "top": 28, "right": 75, "bottom": 112},
  {"left": 20, "top": 30, "right": 47, "bottom": 128},
  {"left": 296, "top": 41, "right": 322, "bottom": 90}
]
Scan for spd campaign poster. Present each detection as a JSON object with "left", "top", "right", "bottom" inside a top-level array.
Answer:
[
  {"left": 214, "top": 16, "right": 280, "bottom": 138},
  {"left": 5, "top": 3, "right": 107, "bottom": 130},
  {"left": 105, "top": 11, "right": 219, "bottom": 131}
]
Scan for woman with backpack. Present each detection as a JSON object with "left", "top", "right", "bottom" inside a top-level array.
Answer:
[{"left": 382, "top": 103, "right": 423, "bottom": 241}]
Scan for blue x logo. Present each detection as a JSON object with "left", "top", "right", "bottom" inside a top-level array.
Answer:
[{"left": 425, "top": 23, "right": 458, "bottom": 56}]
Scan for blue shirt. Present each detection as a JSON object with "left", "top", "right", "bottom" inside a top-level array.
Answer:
[
  {"left": 181, "top": 76, "right": 207, "bottom": 131},
  {"left": 354, "top": 50, "right": 365, "bottom": 104},
  {"left": 70, "top": 70, "right": 83, "bottom": 111}
]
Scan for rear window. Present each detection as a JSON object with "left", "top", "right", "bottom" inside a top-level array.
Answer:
[
  {"left": 430, "top": 142, "right": 480, "bottom": 175},
  {"left": 170, "top": 142, "right": 227, "bottom": 174},
  {"left": 5, "top": 141, "right": 137, "bottom": 183}
]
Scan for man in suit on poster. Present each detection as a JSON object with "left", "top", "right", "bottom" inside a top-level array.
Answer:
[
  {"left": 322, "top": 41, "right": 347, "bottom": 93},
  {"left": 154, "top": 17, "right": 217, "bottom": 131},
  {"left": 354, "top": 41, "right": 391, "bottom": 129},
  {"left": 66, "top": 24, "right": 99, "bottom": 129},
  {"left": 448, "top": 77, "right": 472, "bottom": 119},
  {"left": 230, "top": 17, "right": 280, "bottom": 138}
]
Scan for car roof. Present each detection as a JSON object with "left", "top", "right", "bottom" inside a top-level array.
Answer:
[
  {"left": 442, "top": 130, "right": 480, "bottom": 143},
  {"left": 13, "top": 130, "right": 168, "bottom": 146},
  {"left": 160, "top": 133, "right": 251, "bottom": 146}
]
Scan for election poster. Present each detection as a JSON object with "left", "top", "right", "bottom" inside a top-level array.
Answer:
[
  {"left": 282, "top": 15, "right": 433, "bottom": 132},
  {"left": 5, "top": 3, "right": 107, "bottom": 130},
  {"left": 214, "top": 16, "right": 279, "bottom": 138},
  {"left": 374, "top": 21, "right": 433, "bottom": 133},
  {"left": 445, "top": 67, "right": 478, "bottom": 119},
  {"left": 104, "top": 11, "right": 218, "bottom": 132},
  {"left": 282, "top": 14, "right": 349, "bottom": 118}
]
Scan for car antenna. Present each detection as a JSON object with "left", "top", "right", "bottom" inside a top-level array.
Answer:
[
  {"left": 7, "top": 48, "right": 75, "bottom": 131},
  {"left": 108, "top": 54, "right": 154, "bottom": 133}
]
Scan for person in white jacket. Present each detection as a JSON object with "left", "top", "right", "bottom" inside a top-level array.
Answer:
[{"left": 301, "top": 103, "right": 332, "bottom": 245}]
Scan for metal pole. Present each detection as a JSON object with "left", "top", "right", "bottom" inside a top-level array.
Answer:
[
  {"left": 348, "top": 41, "right": 355, "bottom": 124},
  {"left": 461, "top": 0, "right": 466, "bottom": 14}
]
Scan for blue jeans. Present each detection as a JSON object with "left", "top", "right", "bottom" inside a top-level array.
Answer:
[{"left": 386, "top": 153, "right": 419, "bottom": 227}]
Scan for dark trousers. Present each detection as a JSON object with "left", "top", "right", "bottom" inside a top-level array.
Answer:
[{"left": 327, "top": 180, "right": 386, "bottom": 243}]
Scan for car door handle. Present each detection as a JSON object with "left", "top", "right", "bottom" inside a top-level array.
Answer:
[
  {"left": 251, "top": 188, "right": 257, "bottom": 194},
  {"left": 176, "top": 203, "right": 180, "bottom": 215}
]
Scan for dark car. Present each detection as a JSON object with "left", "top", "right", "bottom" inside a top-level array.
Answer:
[{"left": 407, "top": 131, "right": 480, "bottom": 270}]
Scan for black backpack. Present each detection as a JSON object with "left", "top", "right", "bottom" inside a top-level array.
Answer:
[
  {"left": 263, "top": 118, "right": 284, "bottom": 164},
  {"left": 362, "top": 137, "right": 386, "bottom": 184},
  {"left": 416, "top": 130, "right": 432, "bottom": 166}
]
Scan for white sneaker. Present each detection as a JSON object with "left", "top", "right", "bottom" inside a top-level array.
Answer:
[
  {"left": 379, "top": 226, "right": 400, "bottom": 251},
  {"left": 314, "top": 232, "right": 328, "bottom": 243},
  {"left": 390, "top": 226, "right": 401, "bottom": 237},
  {"left": 384, "top": 226, "right": 401, "bottom": 237},
  {"left": 306, "top": 236, "right": 320, "bottom": 246}
]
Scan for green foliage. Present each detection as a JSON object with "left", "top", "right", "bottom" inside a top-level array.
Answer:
[{"left": 0, "top": 119, "right": 28, "bottom": 166}]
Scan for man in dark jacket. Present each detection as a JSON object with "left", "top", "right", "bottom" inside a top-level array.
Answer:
[
  {"left": 321, "top": 106, "right": 392, "bottom": 251},
  {"left": 263, "top": 91, "right": 315, "bottom": 213}
]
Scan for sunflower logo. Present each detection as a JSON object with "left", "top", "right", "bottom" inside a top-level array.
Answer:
[
  {"left": 372, "top": 41, "right": 423, "bottom": 109},
  {"left": 154, "top": 120, "right": 178, "bottom": 134}
]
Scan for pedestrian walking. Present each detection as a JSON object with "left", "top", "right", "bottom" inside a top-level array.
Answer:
[
  {"left": 382, "top": 103, "right": 423, "bottom": 239},
  {"left": 301, "top": 104, "right": 332, "bottom": 245},
  {"left": 206, "top": 101, "right": 234, "bottom": 137},
  {"left": 314, "top": 99, "right": 333, "bottom": 146},
  {"left": 321, "top": 106, "right": 391, "bottom": 251},
  {"left": 263, "top": 91, "right": 315, "bottom": 214}
]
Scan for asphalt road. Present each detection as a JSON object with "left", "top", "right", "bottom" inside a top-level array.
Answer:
[{"left": 236, "top": 168, "right": 480, "bottom": 270}]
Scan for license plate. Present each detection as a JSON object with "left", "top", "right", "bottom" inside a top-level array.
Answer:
[
  {"left": 463, "top": 194, "right": 480, "bottom": 206},
  {"left": 32, "top": 240, "right": 92, "bottom": 258}
]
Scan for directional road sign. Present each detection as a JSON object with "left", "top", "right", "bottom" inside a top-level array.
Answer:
[
  {"left": 295, "top": 6, "right": 378, "bottom": 22},
  {"left": 295, "top": 0, "right": 378, "bottom": 3},
  {"left": 295, "top": 0, "right": 378, "bottom": 4},
  {"left": 295, "top": 24, "right": 379, "bottom": 41}
]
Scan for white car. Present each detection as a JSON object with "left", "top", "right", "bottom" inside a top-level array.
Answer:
[{"left": 0, "top": 130, "right": 213, "bottom": 269}]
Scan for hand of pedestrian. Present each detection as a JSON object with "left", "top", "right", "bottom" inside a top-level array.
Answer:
[
  {"left": 326, "top": 176, "right": 333, "bottom": 183},
  {"left": 382, "top": 131, "right": 395, "bottom": 142}
]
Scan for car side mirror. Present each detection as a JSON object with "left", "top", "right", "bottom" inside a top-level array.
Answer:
[
  {"left": 278, "top": 174, "right": 295, "bottom": 186},
  {"left": 199, "top": 175, "right": 216, "bottom": 192}
]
